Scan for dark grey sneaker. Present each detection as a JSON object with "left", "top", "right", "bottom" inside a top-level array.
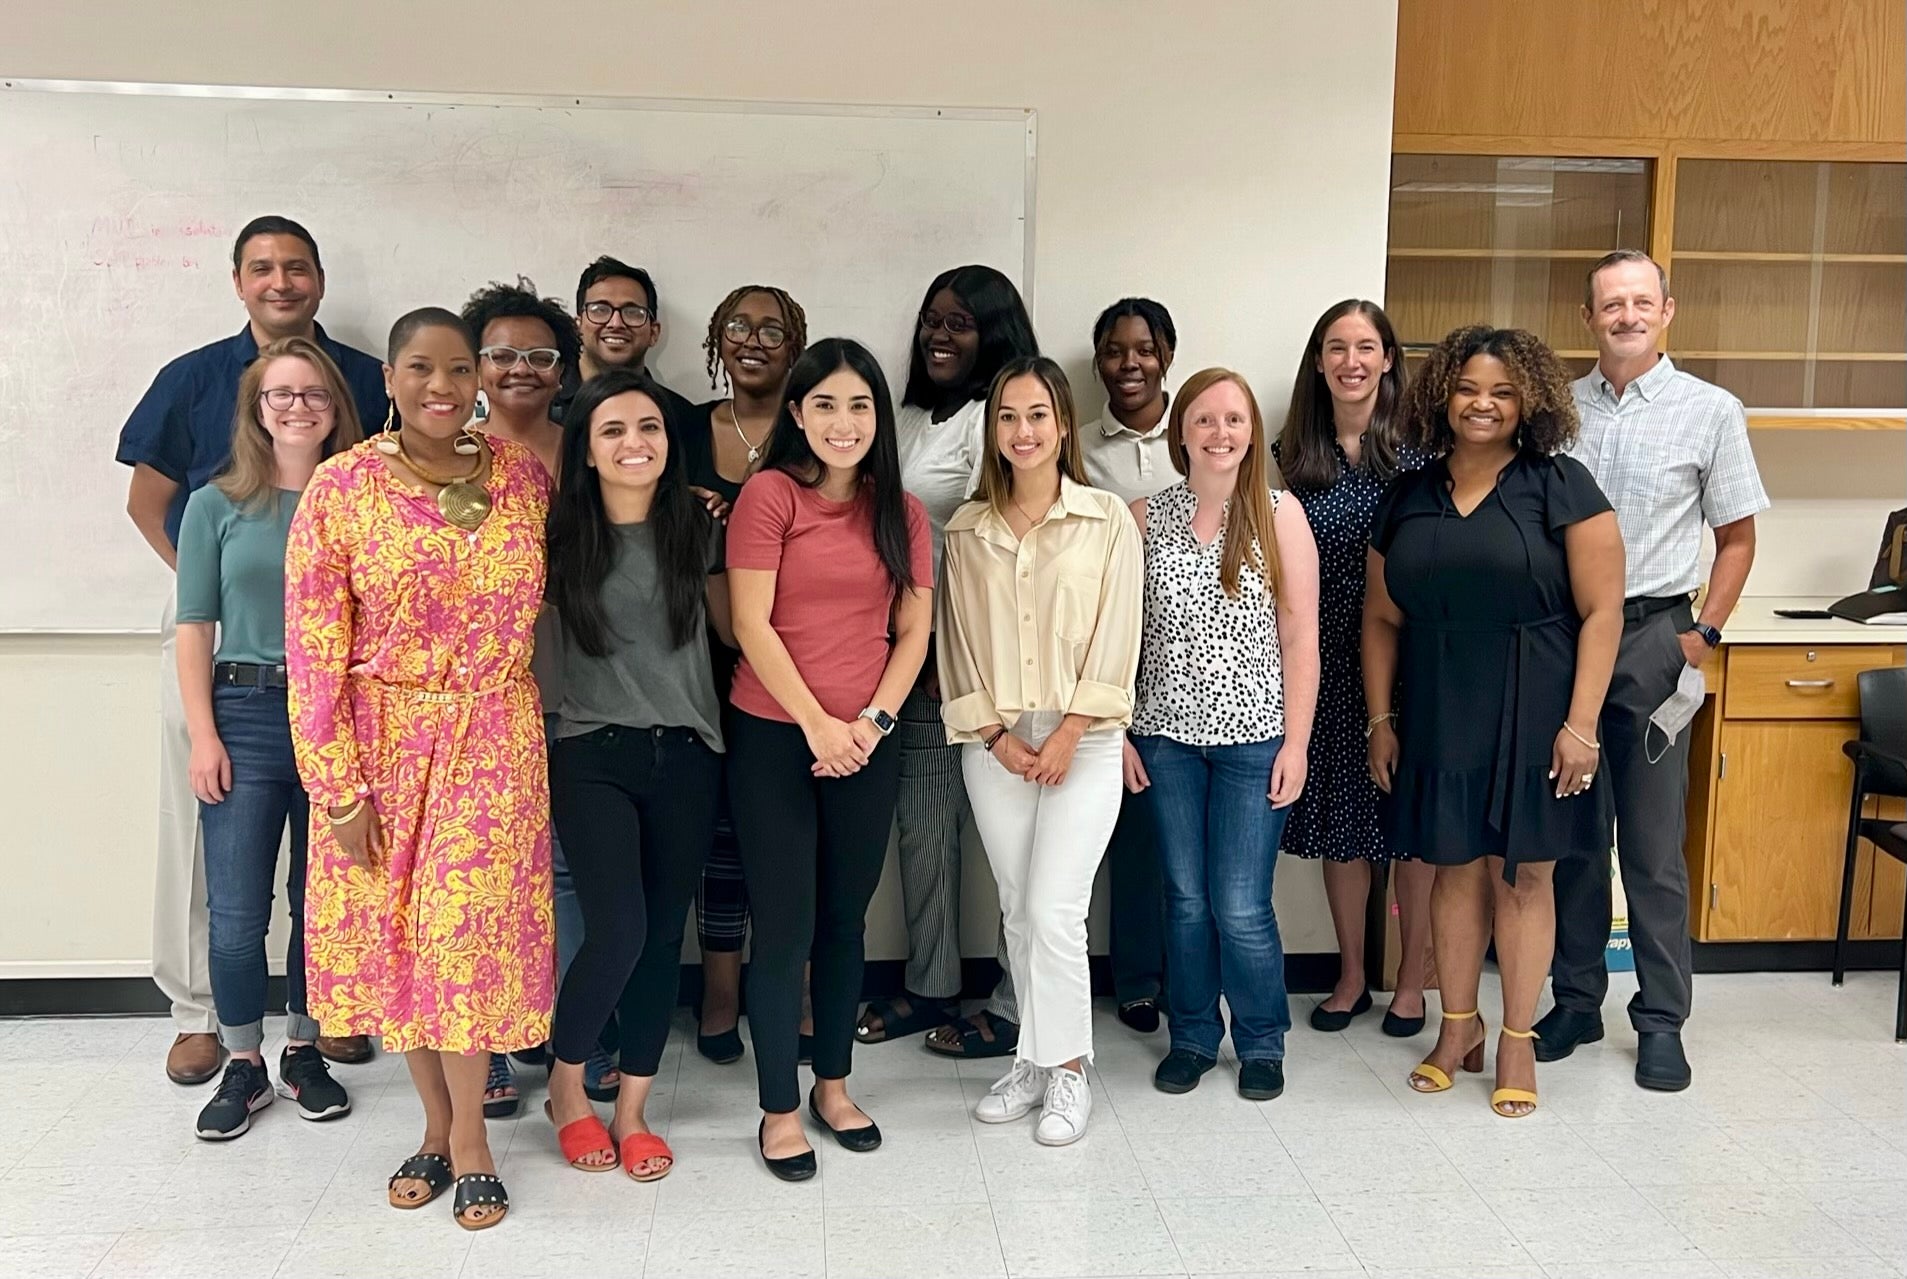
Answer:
[
  {"left": 278, "top": 1045, "right": 352, "bottom": 1121},
  {"left": 1153, "top": 1048, "right": 1218, "bottom": 1094},
  {"left": 1238, "top": 1058, "right": 1285, "bottom": 1101},
  {"left": 196, "top": 1057, "right": 273, "bottom": 1140}
]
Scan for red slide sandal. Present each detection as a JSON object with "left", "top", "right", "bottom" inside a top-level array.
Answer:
[
  {"left": 544, "top": 1100, "right": 617, "bottom": 1172},
  {"left": 618, "top": 1131, "right": 675, "bottom": 1182}
]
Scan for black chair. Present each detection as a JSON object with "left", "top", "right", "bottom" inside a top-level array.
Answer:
[{"left": 1832, "top": 666, "right": 1907, "bottom": 1041}]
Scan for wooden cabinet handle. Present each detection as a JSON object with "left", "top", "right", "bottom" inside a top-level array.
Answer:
[{"left": 1785, "top": 678, "right": 1835, "bottom": 688}]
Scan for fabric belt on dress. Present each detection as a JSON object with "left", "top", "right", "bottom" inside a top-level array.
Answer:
[
  {"left": 214, "top": 662, "right": 288, "bottom": 688},
  {"left": 352, "top": 674, "right": 517, "bottom": 704},
  {"left": 1622, "top": 594, "right": 1691, "bottom": 625}
]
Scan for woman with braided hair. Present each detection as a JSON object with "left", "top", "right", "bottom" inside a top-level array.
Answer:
[
  {"left": 681, "top": 284, "right": 808, "bottom": 1062},
  {"left": 1363, "top": 325, "right": 1622, "bottom": 1120}
]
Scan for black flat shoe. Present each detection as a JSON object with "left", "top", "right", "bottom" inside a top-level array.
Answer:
[
  {"left": 698, "top": 1028, "right": 744, "bottom": 1065},
  {"left": 1636, "top": 1030, "right": 1692, "bottom": 1092},
  {"left": 758, "top": 1119, "right": 817, "bottom": 1182},
  {"left": 1238, "top": 1058, "right": 1285, "bottom": 1101},
  {"left": 1308, "top": 990, "right": 1371, "bottom": 1032},
  {"left": 1532, "top": 1005, "right": 1605, "bottom": 1063},
  {"left": 807, "top": 1088, "right": 882, "bottom": 1152},
  {"left": 1117, "top": 998, "right": 1162, "bottom": 1034},
  {"left": 798, "top": 1034, "right": 814, "bottom": 1066},
  {"left": 1382, "top": 1006, "right": 1426, "bottom": 1038},
  {"left": 1153, "top": 1048, "right": 1217, "bottom": 1094}
]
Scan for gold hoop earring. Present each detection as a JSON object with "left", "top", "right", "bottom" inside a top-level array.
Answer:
[
  {"left": 454, "top": 425, "right": 483, "bottom": 456},
  {"left": 374, "top": 403, "right": 401, "bottom": 455}
]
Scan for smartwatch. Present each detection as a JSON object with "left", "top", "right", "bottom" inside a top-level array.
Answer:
[
  {"left": 859, "top": 707, "right": 897, "bottom": 736},
  {"left": 1689, "top": 622, "right": 1722, "bottom": 649}
]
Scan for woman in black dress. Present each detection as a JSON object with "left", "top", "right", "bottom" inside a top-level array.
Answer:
[
  {"left": 1363, "top": 325, "right": 1623, "bottom": 1119},
  {"left": 1272, "top": 300, "right": 1434, "bottom": 1038}
]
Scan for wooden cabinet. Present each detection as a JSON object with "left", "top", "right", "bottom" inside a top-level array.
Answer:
[{"left": 1692, "top": 643, "right": 1907, "bottom": 941}]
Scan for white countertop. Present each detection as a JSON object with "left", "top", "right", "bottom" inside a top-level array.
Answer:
[{"left": 1723, "top": 596, "right": 1907, "bottom": 646}]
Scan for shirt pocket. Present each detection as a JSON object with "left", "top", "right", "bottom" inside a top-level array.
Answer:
[{"left": 1052, "top": 573, "right": 1100, "bottom": 644}]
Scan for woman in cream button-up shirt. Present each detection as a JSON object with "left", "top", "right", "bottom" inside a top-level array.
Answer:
[{"left": 937, "top": 355, "right": 1142, "bottom": 1148}]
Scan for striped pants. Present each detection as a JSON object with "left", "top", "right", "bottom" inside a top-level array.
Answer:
[{"left": 897, "top": 688, "right": 1017, "bottom": 1019}]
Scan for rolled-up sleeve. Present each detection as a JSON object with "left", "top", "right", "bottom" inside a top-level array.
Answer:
[{"left": 1065, "top": 502, "right": 1143, "bottom": 724}]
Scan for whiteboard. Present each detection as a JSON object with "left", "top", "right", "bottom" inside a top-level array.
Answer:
[{"left": 0, "top": 81, "right": 1034, "bottom": 631}]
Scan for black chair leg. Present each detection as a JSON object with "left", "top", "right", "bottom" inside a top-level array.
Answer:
[
  {"left": 1897, "top": 892, "right": 1906, "bottom": 1044},
  {"left": 1834, "top": 764, "right": 1867, "bottom": 987}
]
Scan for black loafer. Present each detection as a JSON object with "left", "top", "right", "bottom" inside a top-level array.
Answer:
[
  {"left": 698, "top": 1028, "right": 744, "bottom": 1065},
  {"left": 808, "top": 1088, "right": 882, "bottom": 1152},
  {"left": 1636, "top": 1031, "right": 1692, "bottom": 1092},
  {"left": 1308, "top": 990, "right": 1372, "bottom": 1032},
  {"left": 758, "top": 1119, "right": 817, "bottom": 1182},
  {"left": 1117, "top": 998, "right": 1162, "bottom": 1034},
  {"left": 1532, "top": 1006, "right": 1605, "bottom": 1062},
  {"left": 1153, "top": 1048, "right": 1218, "bottom": 1094},
  {"left": 1381, "top": 1006, "right": 1426, "bottom": 1038},
  {"left": 1238, "top": 1058, "right": 1285, "bottom": 1101}
]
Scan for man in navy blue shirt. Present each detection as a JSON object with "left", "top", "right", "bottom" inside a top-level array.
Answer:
[{"left": 116, "top": 215, "right": 387, "bottom": 1085}]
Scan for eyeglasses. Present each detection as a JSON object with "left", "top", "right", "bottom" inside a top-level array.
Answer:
[
  {"left": 259, "top": 387, "right": 333, "bottom": 412},
  {"left": 721, "top": 316, "right": 789, "bottom": 350},
  {"left": 919, "top": 309, "right": 978, "bottom": 336},
  {"left": 582, "top": 301, "right": 654, "bottom": 328},
  {"left": 480, "top": 345, "right": 562, "bottom": 372}
]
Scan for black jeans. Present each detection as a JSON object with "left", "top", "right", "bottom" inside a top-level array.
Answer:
[
  {"left": 549, "top": 724, "right": 721, "bottom": 1076},
  {"left": 1106, "top": 783, "right": 1166, "bottom": 1004},
  {"left": 728, "top": 709, "right": 902, "bottom": 1113}
]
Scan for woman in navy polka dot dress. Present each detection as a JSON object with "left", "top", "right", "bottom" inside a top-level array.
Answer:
[{"left": 1271, "top": 301, "right": 1433, "bottom": 1038}]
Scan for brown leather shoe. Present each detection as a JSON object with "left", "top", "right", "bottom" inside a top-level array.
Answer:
[
  {"left": 166, "top": 1032, "right": 224, "bottom": 1085},
  {"left": 316, "top": 1035, "right": 374, "bottom": 1065}
]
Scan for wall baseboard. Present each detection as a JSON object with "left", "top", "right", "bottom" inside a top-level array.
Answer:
[{"left": 4, "top": 945, "right": 1894, "bottom": 1018}]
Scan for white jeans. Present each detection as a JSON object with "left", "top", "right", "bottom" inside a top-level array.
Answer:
[
  {"left": 155, "top": 596, "right": 215, "bottom": 1032},
  {"left": 962, "top": 713, "right": 1124, "bottom": 1069}
]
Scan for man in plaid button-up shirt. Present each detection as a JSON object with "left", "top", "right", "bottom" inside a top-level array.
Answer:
[{"left": 1540, "top": 251, "right": 1768, "bottom": 1093}]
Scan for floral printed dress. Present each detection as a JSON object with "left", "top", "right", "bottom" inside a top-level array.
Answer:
[{"left": 286, "top": 436, "right": 554, "bottom": 1054}]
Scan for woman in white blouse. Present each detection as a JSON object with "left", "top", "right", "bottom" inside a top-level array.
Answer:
[
  {"left": 937, "top": 356, "right": 1143, "bottom": 1145},
  {"left": 1129, "top": 368, "right": 1319, "bottom": 1102}
]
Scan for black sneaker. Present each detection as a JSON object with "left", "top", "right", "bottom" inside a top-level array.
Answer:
[
  {"left": 196, "top": 1057, "right": 273, "bottom": 1140},
  {"left": 1238, "top": 1058, "right": 1285, "bottom": 1101},
  {"left": 278, "top": 1045, "right": 352, "bottom": 1121},
  {"left": 1153, "top": 1048, "right": 1218, "bottom": 1094}
]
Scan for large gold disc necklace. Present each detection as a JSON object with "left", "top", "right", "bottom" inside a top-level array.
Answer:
[{"left": 394, "top": 433, "right": 492, "bottom": 531}]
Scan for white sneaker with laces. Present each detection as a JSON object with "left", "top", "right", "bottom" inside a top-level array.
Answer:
[
  {"left": 1035, "top": 1065, "right": 1092, "bottom": 1146},
  {"left": 974, "top": 1059, "right": 1048, "bottom": 1124}
]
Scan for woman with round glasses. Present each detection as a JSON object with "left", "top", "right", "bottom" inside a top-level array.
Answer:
[
  {"left": 462, "top": 278, "right": 580, "bottom": 479},
  {"left": 854, "top": 265, "right": 1039, "bottom": 1061},
  {"left": 682, "top": 285, "right": 810, "bottom": 1064}
]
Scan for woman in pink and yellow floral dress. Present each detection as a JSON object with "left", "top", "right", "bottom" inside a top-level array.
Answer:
[{"left": 287, "top": 307, "right": 552, "bottom": 1232}]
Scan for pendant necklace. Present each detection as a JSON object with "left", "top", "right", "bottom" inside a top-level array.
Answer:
[
  {"left": 394, "top": 434, "right": 492, "bottom": 531},
  {"left": 728, "top": 402, "right": 767, "bottom": 465}
]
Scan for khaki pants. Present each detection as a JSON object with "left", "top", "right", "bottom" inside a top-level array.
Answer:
[{"left": 154, "top": 595, "right": 216, "bottom": 1032}]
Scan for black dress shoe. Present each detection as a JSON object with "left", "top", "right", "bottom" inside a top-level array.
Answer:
[
  {"left": 1381, "top": 1006, "right": 1426, "bottom": 1038},
  {"left": 807, "top": 1088, "right": 882, "bottom": 1152},
  {"left": 1532, "top": 1005, "right": 1605, "bottom": 1063},
  {"left": 1308, "top": 990, "right": 1371, "bottom": 1032},
  {"left": 758, "top": 1119, "right": 817, "bottom": 1182},
  {"left": 1636, "top": 1031, "right": 1692, "bottom": 1092},
  {"left": 698, "top": 1028, "right": 744, "bottom": 1065},
  {"left": 1117, "top": 998, "right": 1162, "bottom": 1034},
  {"left": 1237, "top": 1058, "right": 1285, "bottom": 1101},
  {"left": 1153, "top": 1048, "right": 1218, "bottom": 1094}
]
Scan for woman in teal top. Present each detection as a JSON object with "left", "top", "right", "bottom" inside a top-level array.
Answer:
[{"left": 175, "top": 336, "right": 364, "bottom": 1142}]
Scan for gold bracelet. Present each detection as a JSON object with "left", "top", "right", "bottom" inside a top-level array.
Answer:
[
  {"left": 327, "top": 798, "right": 366, "bottom": 825},
  {"left": 1364, "top": 712, "right": 1396, "bottom": 739},
  {"left": 1562, "top": 721, "right": 1602, "bottom": 751}
]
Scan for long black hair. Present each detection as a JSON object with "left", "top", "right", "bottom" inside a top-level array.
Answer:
[
  {"left": 1277, "top": 299, "right": 1406, "bottom": 491},
  {"left": 760, "top": 337, "right": 916, "bottom": 595},
  {"left": 546, "top": 369, "right": 710, "bottom": 657},
  {"left": 900, "top": 264, "right": 1039, "bottom": 409}
]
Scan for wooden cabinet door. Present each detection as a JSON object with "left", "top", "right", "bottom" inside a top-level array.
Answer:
[
  {"left": 1708, "top": 720, "right": 1860, "bottom": 940},
  {"left": 1853, "top": 794, "right": 1907, "bottom": 940}
]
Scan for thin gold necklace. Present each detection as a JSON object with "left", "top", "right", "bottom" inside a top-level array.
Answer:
[
  {"left": 727, "top": 401, "right": 768, "bottom": 465},
  {"left": 394, "top": 433, "right": 492, "bottom": 531}
]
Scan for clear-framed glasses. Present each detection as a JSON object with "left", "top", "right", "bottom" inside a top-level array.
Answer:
[
  {"left": 480, "top": 345, "right": 562, "bottom": 372},
  {"left": 259, "top": 387, "right": 334, "bottom": 412},
  {"left": 582, "top": 300, "right": 654, "bottom": 328},
  {"left": 722, "top": 316, "right": 789, "bottom": 350},
  {"left": 918, "top": 308, "right": 978, "bottom": 336}
]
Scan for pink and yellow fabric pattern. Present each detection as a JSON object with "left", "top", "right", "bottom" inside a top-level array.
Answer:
[{"left": 286, "top": 436, "right": 554, "bottom": 1055}]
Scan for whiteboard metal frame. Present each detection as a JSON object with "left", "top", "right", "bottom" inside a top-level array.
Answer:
[
  {"left": 1, "top": 77, "right": 1038, "bottom": 633},
  {"left": 1, "top": 77, "right": 1039, "bottom": 311}
]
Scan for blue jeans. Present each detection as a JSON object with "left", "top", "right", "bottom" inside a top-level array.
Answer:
[
  {"left": 1134, "top": 734, "right": 1291, "bottom": 1062},
  {"left": 198, "top": 684, "right": 317, "bottom": 1053}
]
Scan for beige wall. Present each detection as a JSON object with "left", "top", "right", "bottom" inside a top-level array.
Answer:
[{"left": 1, "top": 0, "right": 1402, "bottom": 975}]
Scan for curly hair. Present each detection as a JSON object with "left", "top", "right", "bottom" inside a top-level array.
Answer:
[
  {"left": 460, "top": 276, "right": 582, "bottom": 376},
  {"left": 1399, "top": 325, "right": 1581, "bottom": 456},
  {"left": 703, "top": 285, "right": 808, "bottom": 391}
]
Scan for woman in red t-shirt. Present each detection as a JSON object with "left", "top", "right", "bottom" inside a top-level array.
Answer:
[{"left": 724, "top": 337, "right": 934, "bottom": 1180}]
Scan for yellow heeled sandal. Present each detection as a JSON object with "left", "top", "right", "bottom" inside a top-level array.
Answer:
[
  {"left": 1408, "top": 1010, "right": 1486, "bottom": 1093},
  {"left": 1491, "top": 1027, "right": 1540, "bottom": 1118}
]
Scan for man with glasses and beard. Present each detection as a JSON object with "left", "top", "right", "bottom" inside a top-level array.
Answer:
[{"left": 556, "top": 255, "right": 695, "bottom": 425}]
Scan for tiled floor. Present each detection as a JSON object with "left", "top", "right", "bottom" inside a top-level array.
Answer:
[{"left": 2, "top": 970, "right": 1902, "bottom": 1278}]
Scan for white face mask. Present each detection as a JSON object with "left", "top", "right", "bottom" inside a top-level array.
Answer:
[{"left": 1646, "top": 663, "right": 1707, "bottom": 764}]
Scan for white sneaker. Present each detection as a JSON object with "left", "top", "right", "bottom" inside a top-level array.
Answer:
[
  {"left": 974, "top": 1060, "right": 1047, "bottom": 1124},
  {"left": 1035, "top": 1065, "right": 1091, "bottom": 1146}
]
